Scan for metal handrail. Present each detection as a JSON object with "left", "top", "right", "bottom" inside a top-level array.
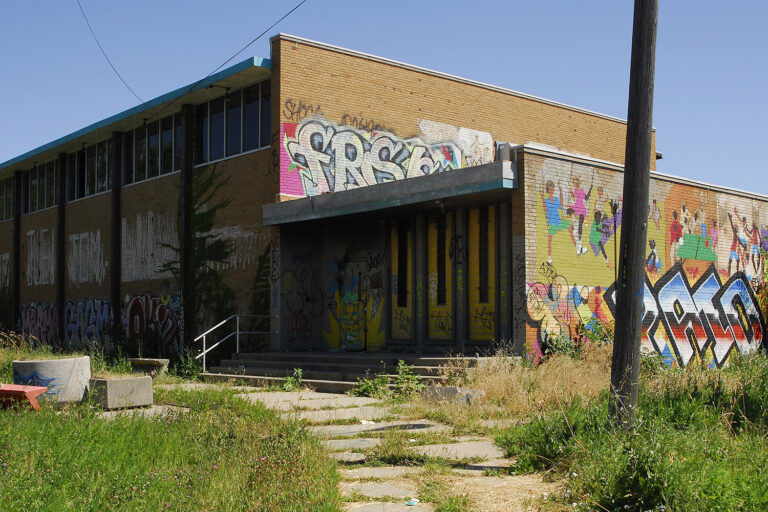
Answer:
[{"left": 194, "top": 314, "right": 275, "bottom": 372}]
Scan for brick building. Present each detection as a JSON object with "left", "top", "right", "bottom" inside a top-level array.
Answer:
[{"left": 1, "top": 34, "right": 764, "bottom": 367}]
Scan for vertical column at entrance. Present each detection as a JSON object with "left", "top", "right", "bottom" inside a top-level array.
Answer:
[
  {"left": 414, "top": 214, "right": 426, "bottom": 348},
  {"left": 497, "top": 201, "right": 512, "bottom": 342},
  {"left": 55, "top": 153, "right": 67, "bottom": 344},
  {"left": 453, "top": 208, "right": 468, "bottom": 352}
]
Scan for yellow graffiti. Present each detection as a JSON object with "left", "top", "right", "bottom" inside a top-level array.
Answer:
[{"left": 323, "top": 291, "right": 384, "bottom": 351}]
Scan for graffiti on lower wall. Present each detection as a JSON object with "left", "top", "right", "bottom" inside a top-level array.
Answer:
[
  {"left": 68, "top": 230, "right": 107, "bottom": 286},
  {"left": 121, "top": 210, "right": 177, "bottom": 282},
  {"left": 529, "top": 157, "right": 767, "bottom": 366},
  {"left": 0, "top": 252, "right": 9, "bottom": 287},
  {"left": 527, "top": 263, "right": 763, "bottom": 367},
  {"left": 25, "top": 228, "right": 55, "bottom": 286},
  {"left": 280, "top": 116, "right": 493, "bottom": 197},
  {"left": 18, "top": 292, "right": 182, "bottom": 354}
]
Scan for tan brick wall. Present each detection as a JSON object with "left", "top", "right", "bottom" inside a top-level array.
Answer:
[
  {"left": 273, "top": 36, "right": 655, "bottom": 169},
  {"left": 65, "top": 192, "right": 112, "bottom": 302},
  {"left": 20, "top": 207, "right": 58, "bottom": 304}
]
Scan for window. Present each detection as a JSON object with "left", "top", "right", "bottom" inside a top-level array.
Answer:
[
  {"left": 30, "top": 167, "right": 38, "bottom": 212},
  {"left": 135, "top": 127, "right": 147, "bottom": 182},
  {"left": 148, "top": 121, "right": 160, "bottom": 178},
  {"left": 174, "top": 114, "right": 183, "bottom": 171},
  {"left": 226, "top": 93, "right": 242, "bottom": 156},
  {"left": 67, "top": 153, "right": 77, "bottom": 201},
  {"left": 209, "top": 97, "right": 225, "bottom": 161},
  {"left": 86, "top": 145, "right": 97, "bottom": 196},
  {"left": 161, "top": 116, "right": 173, "bottom": 174},
  {"left": 77, "top": 150, "right": 86, "bottom": 199},
  {"left": 46, "top": 161, "right": 55, "bottom": 208},
  {"left": 195, "top": 79, "right": 271, "bottom": 164},
  {"left": 0, "top": 179, "right": 11, "bottom": 221},
  {"left": 123, "top": 131, "right": 134, "bottom": 185},
  {"left": 96, "top": 141, "right": 108, "bottom": 193}
]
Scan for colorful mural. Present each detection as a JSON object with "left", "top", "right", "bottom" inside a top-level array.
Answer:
[
  {"left": 528, "top": 158, "right": 767, "bottom": 366},
  {"left": 280, "top": 116, "right": 493, "bottom": 197}
]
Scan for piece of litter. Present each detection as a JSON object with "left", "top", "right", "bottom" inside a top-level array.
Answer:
[
  {"left": 360, "top": 420, "right": 375, "bottom": 424},
  {"left": 405, "top": 498, "right": 420, "bottom": 506},
  {"left": 409, "top": 439, "right": 416, "bottom": 443}
]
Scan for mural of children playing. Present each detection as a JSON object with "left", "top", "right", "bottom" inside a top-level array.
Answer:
[
  {"left": 749, "top": 222, "right": 762, "bottom": 276},
  {"left": 710, "top": 219, "right": 718, "bottom": 250},
  {"left": 670, "top": 210, "right": 683, "bottom": 264},
  {"left": 566, "top": 175, "right": 593, "bottom": 256},
  {"left": 680, "top": 202, "right": 692, "bottom": 234},
  {"left": 589, "top": 210, "right": 614, "bottom": 270},
  {"left": 728, "top": 209, "right": 749, "bottom": 274},
  {"left": 541, "top": 180, "right": 575, "bottom": 265},
  {"left": 649, "top": 198, "right": 661, "bottom": 230},
  {"left": 646, "top": 239, "right": 662, "bottom": 273}
]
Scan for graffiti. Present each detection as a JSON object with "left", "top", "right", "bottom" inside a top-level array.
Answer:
[
  {"left": 0, "top": 252, "right": 9, "bottom": 287},
  {"left": 121, "top": 210, "right": 177, "bottom": 282},
  {"left": 123, "top": 292, "right": 182, "bottom": 355},
  {"left": 449, "top": 235, "right": 465, "bottom": 265},
  {"left": 283, "top": 98, "right": 322, "bottom": 122},
  {"left": 394, "top": 308, "right": 413, "bottom": 333},
  {"left": 418, "top": 120, "right": 493, "bottom": 167},
  {"left": 209, "top": 226, "right": 271, "bottom": 272},
  {"left": 270, "top": 246, "right": 280, "bottom": 283},
  {"left": 428, "top": 273, "right": 438, "bottom": 306},
  {"left": 472, "top": 306, "right": 496, "bottom": 331},
  {"left": 527, "top": 263, "right": 764, "bottom": 368},
  {"left": 280, "top": 116, "right": 493, "bottom": 197},
  {"left": 429, "top": 310, "right": 452, "bottom": 336},
  {"left": 64, "top": 298, "right": 111, "bottom": 349},
  {"left": 340, "top": 113, "right": 394, "bottom": 133},
  {"left": 366, "top": 251, "right": 384, "bottom": 272},
  {"left": 67, "top": 230, "right": 107, "bottom": 286},
  {"left": 281, "top": 253, "right": 325, "bottom": 344},
  {"left": 19, "top": 302, "right": 57, "bottom": 346},
  {"left": 25, "top": 228, "right": 55, "bottom": 286}
]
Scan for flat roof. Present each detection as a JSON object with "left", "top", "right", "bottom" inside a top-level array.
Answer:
[{"left": 0, "top": 56, "right": 271, "bottom": 177}]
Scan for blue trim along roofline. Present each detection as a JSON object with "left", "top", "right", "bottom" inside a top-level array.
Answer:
[{"left": 0, "top": 56, "right": 271, "bottom": 172}]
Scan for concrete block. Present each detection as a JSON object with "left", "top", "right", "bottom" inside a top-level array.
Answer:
[
  {"left": 13, "top": 356, "right": 91, "bottom": 403},
  {"left": 420, "top": 385, "right": 485, "bottom": 405},
  {"left": 127, "top": 358, "right": 169, "bottom": 378},
  {"left": 90, "top": 376, "right": 153, "bottom": 410}
]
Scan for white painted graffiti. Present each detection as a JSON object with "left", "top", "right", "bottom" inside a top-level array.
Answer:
[
  {"left": 25, "top": 228, "right": 55, "bottom": 286},
  {"left": 121, "top": 210, "right": 177, "bottom": 282},
  {"left": 67, "top": 230, "right": 108, "bottom": 286},
  {"left": 209, "top": 226, "right": 271, "bottom": 272},
  {"left": 283, "top": 116, "right": 493, "bottom": 197},
  {"left": 0, "top": 252, "right": 9, "bottom": 287}
]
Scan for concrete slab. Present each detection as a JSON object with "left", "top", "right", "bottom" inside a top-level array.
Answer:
[
  {"left": 412, "top": 440, "right": 504, "bottom": 461},
  {"left": 330, "top": 451, "right": 367, "bottom": 463},
  {"left": 288, "top": 405, "right": 392, "bottom": 423},
  {"left": 341, "top": 481, "right": 416, "bottom": 498},
  {"left": 339, "top": 466, "right": 418, "bottom": 480},
  {"left": 97, "top": 404, "right": 188, "bottom": 420},
  {"left": 309, "top": 419, "right": 450, "bottom": 438},
  {"left": 241, "top": 392, "right": 381, "bottom": 411},
  {"left": 344, "top": 503, "right": 433, "bottom": 512},
  {"left": 154, "top": 383, "right": 260, "bottom": 393},
  {"left": 322, "top": 438, "right": 381, "bottom": 451},
  {"left": 90, "top": 376, "right": 153, "bottom": 410},
  {"left": 454, "top": 458, "right": 513, "bottom": 475}
]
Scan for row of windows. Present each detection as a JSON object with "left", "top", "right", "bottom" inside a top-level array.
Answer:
[
  {"left": 21, "top": 161, "right": 57, "bottom": 215},
  {"left": 10, "top": 79, "right": 271, "bottom": 215},
  {"left": 122, "top": 114, "right": 183, "bottom": 186},
  {"left": 195, "top": 80, "right": 271, "bottom": 164},
  {"left": 0, "top": 179, "right": 13, "bottom": 221}
]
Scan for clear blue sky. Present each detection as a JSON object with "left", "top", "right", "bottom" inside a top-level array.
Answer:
[{"left": 1, "top": 1, "right": 766, "bottom": 194}]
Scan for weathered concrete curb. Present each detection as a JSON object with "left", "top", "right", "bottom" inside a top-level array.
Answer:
[
  {"left": 13, "top": 356, "right": 91, "bottom": 403},
  {"left": 90, "top": 376, "right": 153, "bottom": 410},
  {"left": 127, "top": 358, "right": 169, "bottom": 378}
]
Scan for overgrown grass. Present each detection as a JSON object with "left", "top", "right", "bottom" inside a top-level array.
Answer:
[
  {"left": 496, "top": 352, "right": 768, "bottom": 511},
  {"left": 0, "top": 386, "right": 341, "bottom": 511}
]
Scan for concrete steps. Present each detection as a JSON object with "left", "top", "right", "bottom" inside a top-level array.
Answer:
[{"left": 202, "top": 351, "right": 478, "bottom": 394}]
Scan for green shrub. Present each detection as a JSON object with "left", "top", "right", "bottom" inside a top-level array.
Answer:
[
  {"left": 350, "top": 370, "right": 390, "bottom": 398},
  {"left": 282, "top": 368, "right": 303, "bottom": 391}
]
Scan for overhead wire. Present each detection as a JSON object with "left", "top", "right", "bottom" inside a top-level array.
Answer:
[{"left": 75, "top": 0, "right": 144, "bottom": 103}]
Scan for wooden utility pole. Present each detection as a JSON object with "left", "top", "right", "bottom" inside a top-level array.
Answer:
[{"left": 609, "top": 0, "right": 658, "bottom": 428}]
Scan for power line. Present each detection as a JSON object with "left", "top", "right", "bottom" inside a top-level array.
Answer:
[
  {"left": 145, "top": 0, "right": 308, "bottom": 124},
  {"left": 75, "top": 0, "right": 144, "bottom": 103}
]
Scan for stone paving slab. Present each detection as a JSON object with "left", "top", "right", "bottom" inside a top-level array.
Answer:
[
  {"left": 240, "top": 391, "right": 381, "bottom": 411},
  {"left": 339, "top": 466, "right": 419, "bottom": 480},
  {"left": 97, "top": 404, "right": 188, "bottom": 420},
  {"left": 323, "top": 438, "right": 381, "bottom": 451},
  {"left": 341, "top": 481, "right": 416, "bottom": 498},
  {"left": 309, "top": 419, "right": 450, "bottom": 438},
  {"left": 154, "top": 383, "right": 260, "bottom": 392},
  {"left": 288, "top": 405, "right": 392, "bottom": 423},
  {"left": 344, "top": 503, "right": 433, "bottom": 512},
  {"left": 330, "top": 451, "right": 367, "bottom": 463},
  {"left": 454, "top": 458, "right": 513, "bottom": 474},
  {"left": 412, "top": 440, "right": 504, "bottom": 461}
]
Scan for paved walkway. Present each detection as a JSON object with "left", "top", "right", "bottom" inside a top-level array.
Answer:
[{"left": 242, "top": 389, "right": 559, "bottom": 511}]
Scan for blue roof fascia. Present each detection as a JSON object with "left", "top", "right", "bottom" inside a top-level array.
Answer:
[{"left": 0, "top": 56, "right": 272, "bottom": 172}]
